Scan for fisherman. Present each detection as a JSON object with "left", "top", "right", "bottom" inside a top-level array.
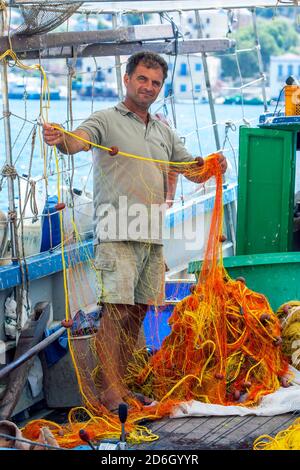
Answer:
[{"left": 43, "top": 51, "right": 227, "bottom": 411}]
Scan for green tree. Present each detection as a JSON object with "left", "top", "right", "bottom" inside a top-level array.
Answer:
[{"left": 221, "top": 17, "right": 299, "bottom": 79}]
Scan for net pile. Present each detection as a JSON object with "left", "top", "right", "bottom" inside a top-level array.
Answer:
[
  {"left": 21, "top": 150, "right": 289, "bottom": 448},
  {"left": 128, "top": 156, "right": 289, "bottom": 407},
  {"left": 276, "top": 301, "right": 300, "bottom": 371}
]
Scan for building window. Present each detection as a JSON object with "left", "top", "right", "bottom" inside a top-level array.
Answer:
[
  {"left": 206, "top": 18, "right": 210, "bottom": 24},
  {"left": 188, "top": 17, "right": 193, "bottom": 24},
  {"left": 195, "top": 84, "right": 201, "bottom": 93},
  {"left": 278, "top": 64, "right": 283, "bottom": 78},
  {"left": 206, "top": 33, "right": 210, "bottom": 38},
  {"left": 168, "top": 62, "right": 173, "bottom": 70},
  {"left": 298, "top": 65, "right": 300, "bottom": 78},
  {"left": 288, "top": 64, "right": 293, "bottom": 76},
  {"left": 195, "top": 63, "right": 202, "bottom": 72},
  {"left": 179, "top": 63, "right": 188, "bottom": 76},
  {"left": 108, "top": 68, "right": 112, "bottom": 74},
  {"left": 180, "top": 84, "right": 187, "bottom": 92}
]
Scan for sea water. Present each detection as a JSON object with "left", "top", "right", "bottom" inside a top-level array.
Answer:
[{"left": 0, "top": 99, "right": 267, "bottom": 212}]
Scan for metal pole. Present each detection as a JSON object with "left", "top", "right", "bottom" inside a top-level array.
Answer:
[
  {"left": 251, "top": 8, "right": 268, "bottom": 112},
  {"left": 195, "top": 10, "right": 220, "bottom": 151},
  {"left": 112, "top": 13, "right": 124, "bottom": 100},
  {"left": 194, "top": 10, "right": 236, "bottom": 251},
  {"left": 0, "top": 11, "right": 19, "bottom": 263},
  {"left": 0, "top": 326, "right": 66, "bottom": 379}
]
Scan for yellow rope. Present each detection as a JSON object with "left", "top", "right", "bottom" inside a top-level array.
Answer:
[
  {"left": 53, "top": 147, "right": 69, "bottom": 321},
  {"left": 0, "top": 49, "right": 50, "bottom": 121},
  {"left": 253, "top": 417, "right": 300, "bottom": 450},
  {"left": 51, "top": 125, "right": 199, "bottom": 166},
  {"left": 53, "top": 148, "right": 100, "bottom": 414}
]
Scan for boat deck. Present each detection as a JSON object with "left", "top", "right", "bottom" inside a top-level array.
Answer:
[
  {"left": 22, "top": 406, "right": 299, "bottom": 450},
  {"left": 130, "top": 412, "right": 298, "bottom": 450}
]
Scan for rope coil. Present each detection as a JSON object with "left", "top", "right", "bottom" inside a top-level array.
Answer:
[{"left": 1, "top": 164, "right": 17, "bottom": 179}]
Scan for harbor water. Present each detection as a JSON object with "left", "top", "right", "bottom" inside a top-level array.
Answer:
[{"left": 0, "top": 99, "right": 269, "bottom": 212}]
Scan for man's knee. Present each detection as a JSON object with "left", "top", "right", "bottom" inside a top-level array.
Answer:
[
  {"left": 134, "top": 303, "right": 148, "bottom": 321},
  {"left": 101, "top": 303, "right": 130, "bottom": 322}
]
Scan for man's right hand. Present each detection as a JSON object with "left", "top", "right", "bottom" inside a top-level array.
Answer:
[{"left": 43, "top": 122, "right": 64, "bottom": 146}]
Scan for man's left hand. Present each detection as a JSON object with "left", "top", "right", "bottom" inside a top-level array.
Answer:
[
  {"left": 217, "top": 152, "right": 227, "bottom": 174},
  {"left": 194, "top": 156, "right": 204, "bottom": 168}
]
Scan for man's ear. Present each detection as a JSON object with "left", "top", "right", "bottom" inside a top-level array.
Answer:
[{"left": 124, "top": 73, "right": 129, "bottom": 88}]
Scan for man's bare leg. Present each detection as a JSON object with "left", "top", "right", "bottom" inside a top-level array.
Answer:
[
  {"left": 95, "top": 303, "right": 147, "bottom": 411},
  {"left": 119, "top": 303, "right": 148, "bottom": 378},
  {"left": 95, "top": 303, "right": 128, "bottom": 410}
]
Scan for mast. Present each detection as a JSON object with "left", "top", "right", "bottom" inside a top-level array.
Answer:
[
  {"left": 194, "top": 9, "right": 220, "bottom": 151},
  {"left": 194, "top": 9, "right": 236, "bottom": 250},
  {"left": 0, "top": 9, "right": 19, "bottom": 264},
  {"left": 112, "top": 12, "right": 124, "bottom": 100},
  {"left": 251, "top": 8, "right": 268, "bottom": 112}
]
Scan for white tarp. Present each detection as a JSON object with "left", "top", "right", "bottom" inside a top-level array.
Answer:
[{"left": 172, "top": 366, "right": 300, "bottom": 418}]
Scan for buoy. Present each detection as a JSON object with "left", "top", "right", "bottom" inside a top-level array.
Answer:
[{"left": 109, "top": 146, "right": 119, "bottom": 156}]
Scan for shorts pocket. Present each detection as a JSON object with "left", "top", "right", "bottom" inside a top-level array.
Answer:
[
  {"left": 94, "top": 247, "right": 117, "bottom": 299},
  {"left": 95, "top": 258, "right": 116, "bottom": 271},
  {"left": 94, "top": 245, "right": 116, "bottom": 271}
]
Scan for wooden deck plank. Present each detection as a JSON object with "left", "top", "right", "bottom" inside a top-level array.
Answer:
[
  {"left": 203, "top": 415, "right": 254, "bottom": 446},
  {"left": 146, "top": 417, "right": 190, "bottom": 433},
  {"left": 262, "top": 412, "right": 299, "bottom": 436},
  {"left": 175, "top": 416, "right": 230, "bottom": 437},
  {"left": 152, "top": 417, "right": 192, "bottom": 433}
]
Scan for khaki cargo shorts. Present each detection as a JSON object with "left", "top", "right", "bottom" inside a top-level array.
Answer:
[{"left": 94, "top": 241, "right": 165, "bottom": 306}]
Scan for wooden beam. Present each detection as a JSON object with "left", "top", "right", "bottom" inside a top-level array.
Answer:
[
  {"left": 9, "top": 0, "right": 283, "bottom": 8},
  {"left": 0, "top": 24, "right": 175, "bottom": 54},
  {"left": 15, "top": 38, "right": 236, "bottom": 61}
]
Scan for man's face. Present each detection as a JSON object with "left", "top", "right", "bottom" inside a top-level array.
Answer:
[{"left": 124, "top": 63, "right": 164, "bottom": 109}]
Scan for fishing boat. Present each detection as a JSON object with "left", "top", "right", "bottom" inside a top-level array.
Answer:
[
  {"left": 1, "top": 0, "right": 300, "bottom": 452},
  {"left": 8, "top": 84, "right": 60, "bottom": 100}
]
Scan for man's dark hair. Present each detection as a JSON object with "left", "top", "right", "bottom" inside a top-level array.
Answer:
[{"left": 126, "top": 51, "right": 168, "bottom": 82}]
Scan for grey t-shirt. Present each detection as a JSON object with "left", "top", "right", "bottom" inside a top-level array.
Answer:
[{"left": 77, "top": 102, "right": 194, "bottom": 244}]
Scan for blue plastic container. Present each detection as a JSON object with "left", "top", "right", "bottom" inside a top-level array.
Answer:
[{"left": 40, "top": 196, "right": 61, "bottom": 252}]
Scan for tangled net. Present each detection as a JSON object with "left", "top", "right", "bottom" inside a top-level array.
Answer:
[
  {"left": 128, "top": 157, "right": 289, "bottom": 406},
  {"left": 253, "top": 301, "right": 300, "bottom": 450},
  {"left": 253, "top": 417, "right": 300, "bottom": 450},
  {"left": 22, "top": 152, "right": 289, "bottom": 448},
  {"left": 276, "top": 301, "right": 300, "bottom": 371}
]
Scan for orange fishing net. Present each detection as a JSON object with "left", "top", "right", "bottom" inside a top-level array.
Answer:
[{"left": 22, "top": 153, "right": 289, "bottom": 448}]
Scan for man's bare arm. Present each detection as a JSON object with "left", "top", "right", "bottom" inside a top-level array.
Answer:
[{"left": 43, "top": 123, "right": 91, "bottom": 154}]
